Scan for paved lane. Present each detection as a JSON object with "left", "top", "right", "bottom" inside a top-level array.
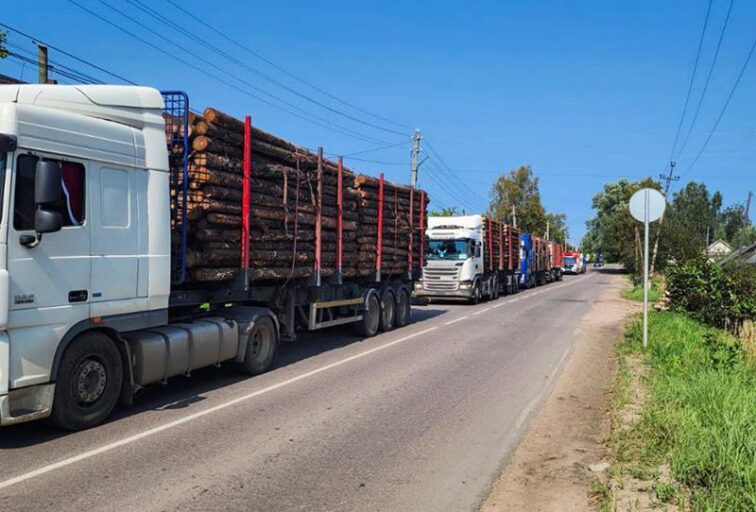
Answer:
[{"left": 0, "top": 271, "right": 606, "bottom": 512}]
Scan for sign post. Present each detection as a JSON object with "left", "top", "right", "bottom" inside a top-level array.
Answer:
[{"left": 629, "top": 188, "right": 666, "bottom": 349}]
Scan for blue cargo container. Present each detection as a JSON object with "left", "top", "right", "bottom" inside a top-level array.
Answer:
[{"left": 519, "top": 234, "right": 537, "bottom": 288}]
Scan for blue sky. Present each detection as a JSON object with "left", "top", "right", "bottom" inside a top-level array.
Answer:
[{"left": 2, "top": 0, "right": 754, "bottom": 244}]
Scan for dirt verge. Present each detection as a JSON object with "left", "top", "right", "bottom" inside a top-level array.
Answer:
[{"left": 480, "top": 272, "right": 638, "bottom": 511}]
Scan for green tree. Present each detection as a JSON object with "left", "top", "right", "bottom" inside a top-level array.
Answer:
[
  {"left": 429, "top": 206, "right": 459, "bottom": 217},
  {"left": 659, "top": 182, "right": 722, "bottom": 263},
  {"left": 583, "top": 177, "right": 661, "bottom": 273},
  {"left": 545, "top": 212, "right": 568, "bottom": 244},
  {"left": 717, "top": 204, "right": 749, "bottom": 244},
  {"left": 489, "top": 165, "right": 547, "bottom": 234}
]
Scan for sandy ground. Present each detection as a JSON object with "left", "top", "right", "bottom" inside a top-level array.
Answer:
[{"left": 481, "top": 270, "right": 637, "bottom": 512}]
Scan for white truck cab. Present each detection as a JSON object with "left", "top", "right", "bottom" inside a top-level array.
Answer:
[
  {"left": 0, "top": 85, "right": 173, "bottom": 427},
  {"left": 416, "top": 215, "right": 494, "bottom": 303}
]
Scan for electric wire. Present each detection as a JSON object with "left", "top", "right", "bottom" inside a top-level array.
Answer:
[
  {"left": 674, "top": 0, "right": 735, "bottom": 160},
  {"left": 65, "top": 0, "right": 393, "bottom": 145},
  {"left": 164, "top": 0, "right": 412, "bottom": 131},
  {"left": 0, "top": 22, "right": 137, "bottom": 84},
  {"left": 126, "top": 0, "right": 408, "bottom": 137},
  {"left": 682, "top": 33, "right": 756, "bottom": 175},
  {"left": 91, "top": 0, "right": 394, "bottom": 144},
  {"left": 669, "top": 0, "right": 713, "bottom": 160}
]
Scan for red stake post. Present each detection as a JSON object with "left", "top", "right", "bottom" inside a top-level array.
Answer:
[
  {"left": 419, "top": 191, "right": 426, "bottom": 268},
  {"left": 487, "top": 215, "right": 494, "bottom": 272},
  {"left": 336, "top": 156, "right": 343, "bottom": 275},
  {"left": 241, "top": 115, "right": 252, "bottom": 287},
  {"left": 376, "top": 173, "right": 384, "bottom": 278},
  {"left": 315, "top": 148, "right": 323, "bottom": 285},
  {"left": 498, "top": 222, "right": 504, "bottom": 271},
  {"left": 408, "top": 186, "right": 414, "bottom": 273}
]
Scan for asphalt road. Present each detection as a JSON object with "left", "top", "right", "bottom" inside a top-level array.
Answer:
[{"left": 0, "top": 270, "right": 610, "bottom": 512}]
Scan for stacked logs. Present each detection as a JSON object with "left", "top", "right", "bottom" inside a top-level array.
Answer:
[
  {"left": 354, "top": 174, "right": 428, "bottom": 277},
  {"left": 168, "top": 107, "right": 428, "bottom": 284},
  {"left": 482, "top": 218, "right": 520, "bottom": 272}
]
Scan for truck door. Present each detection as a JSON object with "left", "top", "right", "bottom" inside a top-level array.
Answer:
[
  {"left": 89, "top": 164, "right": 139, "bottom": 306},
  {"left": 7, "top": 153, "right": 91, "bottom": 387}
]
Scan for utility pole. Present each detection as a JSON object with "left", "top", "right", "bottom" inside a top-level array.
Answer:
[
  {"left": 512, "top": 205, "right": 517, "bottom": 229},
  {"left": 409, "top": 129, "right": 422, "bottom": 188},
  {"left": 649, "top": 161, "right": 679, "bottom": 274},
  {"left": 746, "top": 191, "right": 753, "bottom": 225},
  {"left": 546, "top": 220, "right": 550, "bottom": 241},
  {"left": 37, "top": 44, "right": 48, "bottom": 84}
]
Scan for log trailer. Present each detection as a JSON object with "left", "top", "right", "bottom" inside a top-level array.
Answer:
[
  {"left": 415, "top": 215, "right": 520, "bottom": 303},
  {"left": 548, "top": 241, "right": 564, "bottom": 282},
  {"left": 0, "top": 84, "right": 426, "bottom": 430},
  {"left": 519, "top": 234, "right": 550, "bottom": 287}
]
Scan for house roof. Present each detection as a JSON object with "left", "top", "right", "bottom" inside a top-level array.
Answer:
[{"left": 719, "top": 241, "right": 756, "bottom": 266}]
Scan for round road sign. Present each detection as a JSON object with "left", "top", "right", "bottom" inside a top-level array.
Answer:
[{"left": 630, "top": 188, "right": 666, "bottom": 222}]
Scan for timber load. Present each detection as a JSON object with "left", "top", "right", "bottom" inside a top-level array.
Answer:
[
  {"left": 166, "top": 107, "right": 429, "bottom": 284},
  {"left": 482, "top": 216, "right": 520, "bottom": 272}
]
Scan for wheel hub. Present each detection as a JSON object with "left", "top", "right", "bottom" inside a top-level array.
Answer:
[{"left": 74, "top": 359, "right": 107, "bottom": 405}]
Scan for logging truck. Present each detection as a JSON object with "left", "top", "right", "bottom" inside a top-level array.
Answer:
[
  {"left": 415, "top": 215, "right": 520, "bottom": 303},
  {"left": 0, "top": 84, "right": 425, "bottom": 430}
]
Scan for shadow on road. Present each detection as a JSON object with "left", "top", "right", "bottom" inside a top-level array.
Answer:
[{"left": 0, "top": 308, "right": 449, "bottom": 447}]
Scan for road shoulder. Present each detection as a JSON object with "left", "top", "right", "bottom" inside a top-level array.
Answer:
[{"left": 480, "top": 271, "right": 637, "bottom": 511}]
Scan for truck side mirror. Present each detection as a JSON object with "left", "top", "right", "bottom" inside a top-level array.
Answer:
[
  {"left": 35, "top": 208, "right": 63, "bottom": 234},
  {"left": 20, "top": 160, "right": 64, "bottom": 248},
  {"left": 35, "top": 160, "right": 63, "bottom": 205}
]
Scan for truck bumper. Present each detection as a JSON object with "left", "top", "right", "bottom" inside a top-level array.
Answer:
[
  {"left": 0, "top": 383, "right": 55, "bottom": 426},
  {"left": 414, "top": 288, "right": 472, "bottom": 299}
]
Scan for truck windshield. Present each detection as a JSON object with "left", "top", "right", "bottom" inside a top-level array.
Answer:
[
  {"left": 426, "top": 239, "right": 471, "bottom": 261},
  {"left": 564, "top": 257, "right": 576, "bottom": 266}
]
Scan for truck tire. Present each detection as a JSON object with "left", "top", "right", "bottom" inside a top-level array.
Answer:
[
  {"left": 469, "top": 282, "right": 482, "bottom": 305},
  {"left": 50, "top": 331, "right": 123, "bottom": 431},
  {"left": 394, "top": 289, "right": 412, "bottom": 328},
  {"left": 354, "top": 292, "right": 380, "bottom": 337},
  {"left": 378, "top": 289, "right": 396, "bottom": 332},
  {"left": 242, "top": 316, "right": 278, "bottom": 375}
]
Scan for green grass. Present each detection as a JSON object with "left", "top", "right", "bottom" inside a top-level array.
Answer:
[
  {"left": 622, "top": 276, "right": 662, "bottom": 302},
  {"left": 618, "top": 311, "right": 756, "bottom": 511}
]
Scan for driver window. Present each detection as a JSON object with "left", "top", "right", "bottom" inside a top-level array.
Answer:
[{"left": 14, "top": 155, "right": 86, "bottom": 231}]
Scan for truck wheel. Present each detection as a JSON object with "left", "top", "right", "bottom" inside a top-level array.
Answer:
[
  {"left": 394, "top": 289, "right": 412, "bottom": 328},
  {"left": 242, "top": 316, "right": 278, "bottom": 375},
  {"left": 354, "top": 292, "right": 380, "bottom": 337},
  {"left": 50, "top": 331, "right": 123, "bottom": 431},
  {"left": 378, "top": 289, "right": 396, "bottom": 332},
  {"left": 469, "top": 282, "right": 481, "bottom": 305}
]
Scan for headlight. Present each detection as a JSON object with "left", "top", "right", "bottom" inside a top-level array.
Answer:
[
  {"left": 460, "top": 283, "right": 470, "bottom": 289},
  {"left": 414, "top": 282, "right": 423, "bottom": 290}
]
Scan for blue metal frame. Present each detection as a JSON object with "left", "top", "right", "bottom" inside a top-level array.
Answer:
[{"left": 161, "top": 91, "right": 189, "bottom": 285}]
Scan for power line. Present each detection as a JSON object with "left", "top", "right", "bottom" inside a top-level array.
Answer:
[
  {"left": 6, "top": 42, "right": 104, "bottom": 84},
  {"left": 124, "top": 0, "right": 408, "bottom": 137},
  {"left": 0, "top": 22, "right": 137, "bottom": 84},
  {"left": 669, "top": 0, "right": 713, "bottom": 160},
  {"left": 683, "top": 33, "right": 756, "bottom": 175},
  {"left": 674, "top": 0, "right": 735, "bottom": 160},
  {"left": 164, "top": 0, "right": 411, "bottom": 131},
  {"left": 66, "top": 0, "right": 394, "bottom": 145},
  {"left": 92, "top": 0, "right": 392, "bottom": 143},
  {"left": 423, "top": 140, "right": 484, "bottom": 208}
]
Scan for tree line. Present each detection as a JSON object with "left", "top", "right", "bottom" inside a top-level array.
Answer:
[
  {"left": 430, "top": 165, "right": 570, "bottom": 246},
  {"left": 582, "top": 177, "right": 754, "bottom": 274}
]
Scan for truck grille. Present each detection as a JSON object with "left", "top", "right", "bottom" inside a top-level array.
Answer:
[{"left": 423, "top": 267, "right": 461, "bottom": 291}]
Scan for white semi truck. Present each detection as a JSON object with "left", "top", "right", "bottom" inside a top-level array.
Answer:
[
  {"left": 0, "top": 84, "right": 420, "bottom": 430},
  {"left": 415, "top": 215, "right": 520, "bottom": 303}
]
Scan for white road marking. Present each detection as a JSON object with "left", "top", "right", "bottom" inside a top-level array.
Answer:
[
  {"left": 444, "top": 316, "right": 469, "bottom": 325},
  {"left": 472, "top": 307, "right": 491, "bottom": 315},
  {"left": 0, "top": 326, "right": 439, "bottom": 491}
]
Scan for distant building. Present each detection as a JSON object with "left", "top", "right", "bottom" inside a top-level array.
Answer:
[
  {"left": 705, "top": 239, "right": 733, "bottom": 261},
  {"left": 719, "top": 241, "right": 756, "bottom": 267}
]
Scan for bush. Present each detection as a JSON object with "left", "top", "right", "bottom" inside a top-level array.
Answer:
[{"left": 666, "top": 257, "right": 756, "bottom": 329}]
